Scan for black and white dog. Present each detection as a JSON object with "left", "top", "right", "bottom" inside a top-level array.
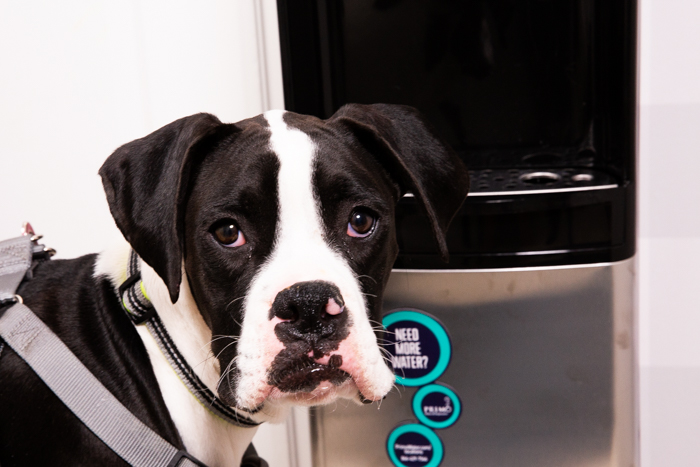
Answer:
[{"left": 0, "top": 104, "right": 469, "bottom": 466}]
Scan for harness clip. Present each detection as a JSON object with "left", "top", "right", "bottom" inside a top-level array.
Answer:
[{"left": 167, "top": 450, "right": 208, "bottom": 467}]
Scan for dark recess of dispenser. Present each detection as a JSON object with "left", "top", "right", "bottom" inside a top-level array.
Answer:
[{"left": 277, "top": 0, "right": 637, "bottom": 268}]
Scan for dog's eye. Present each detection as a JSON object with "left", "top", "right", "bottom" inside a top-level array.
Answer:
[
  {"left": 347, "top": 210, "right": 376, "bottom": 238},
  {"left": 212, "top": 221, "right": 246, "bottom": 247}
]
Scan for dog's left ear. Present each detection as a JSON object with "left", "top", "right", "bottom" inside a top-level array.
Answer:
[
  {"left": 330, "top": 103, "right": 470, "bottom": 261},
  {"left": 99, "top": 113, "right": 237, "bottom": 303}
]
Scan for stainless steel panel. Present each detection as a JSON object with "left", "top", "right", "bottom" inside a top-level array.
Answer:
[{"left": 310, "top": 259, "right": 637, "bottom": 467}]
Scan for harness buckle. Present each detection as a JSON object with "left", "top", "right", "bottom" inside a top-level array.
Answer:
[
  {"left": 167, "top": 450, "right": 208, "bottom": 467},
  {"left": 0, "top": 295, "right": 22, "bottom": 308}
]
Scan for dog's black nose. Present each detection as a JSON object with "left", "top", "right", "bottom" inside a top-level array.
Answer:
[{"left": 270, "top": 281, "right": 349, "bottom": 352}]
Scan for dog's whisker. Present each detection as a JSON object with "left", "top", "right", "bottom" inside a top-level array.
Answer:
[
  {"left": 217, "top": 356, "right": 237, "bottom": 382},
  {"left": 225, "top": 296, "right": 246, "bottom": 312},
  {"left": 216, "top": 356, "right": 240, "bottom": 394},
  {"left": 356, "top": 274, "right": 378, "bottom": 285},
  {"left": 214, "top": 340, "right": 239, "bottom": 360},
  {"left": 368, "top": 319, "right": 391, "bottom": 332},
  {"left": 193, "top": 336, "right": 241, "bottom": 370},
  {"left": 199, "top": 335, "right": 238, "bottom": 352},
  {"left": 227, "top": 311, "right": 244, "bottom": 329}
]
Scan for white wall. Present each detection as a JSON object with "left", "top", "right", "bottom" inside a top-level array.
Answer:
[
  {"left": 0, "top": 0, "right": 282, "bottom": 256},
  {"left": 638, "top": 1, "right": 700, "bottom": 465}
]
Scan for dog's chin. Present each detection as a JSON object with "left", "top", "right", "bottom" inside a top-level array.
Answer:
[
  {"left": 215, "top": 367, "right": 358, "bottom": 414},
  {"left": 225, "top": 374, "right": 383, "bottom": 421},
  {"left": 267, "top": 378, "right": 360, "bottom": 407},
  {"left": 226, "top": 345, "right": 397, "bottom": 417}
]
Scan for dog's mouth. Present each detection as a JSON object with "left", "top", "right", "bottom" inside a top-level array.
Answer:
[
  {"left": 268, "top": 353, "right": 351, "bottom": 393},
  {"left": 231, "top": 316, "right": 396, "bottom": 411}
]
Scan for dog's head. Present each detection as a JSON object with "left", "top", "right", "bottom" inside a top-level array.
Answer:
[{"left": 99, "top": 104, "right": 468, "bottom": 414}]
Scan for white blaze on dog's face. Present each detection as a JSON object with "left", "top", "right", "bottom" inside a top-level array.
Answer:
[
  {"left": 234, "top": 110, "right": 396, "bottom": 411},
  {"left": 173, "top": 109, "right": 407, "bottom": 418},
  {"left": 100, "top": 105, "right": 469, "bottom": 421}
]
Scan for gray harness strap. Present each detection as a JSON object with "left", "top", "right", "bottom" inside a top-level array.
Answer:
[
  {"left": 0, "top": 236, "right": 32, "bottom": 303},
  {"left": 0, "top": 303, "right": 201, "bottom": 467},
  {"left": 0, "top": 236, "right": 204, "bottom": 467}
]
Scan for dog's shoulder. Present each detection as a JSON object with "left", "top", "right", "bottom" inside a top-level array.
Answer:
[{"left": 0, "top": 254, "right": 183, "bottom": 465}]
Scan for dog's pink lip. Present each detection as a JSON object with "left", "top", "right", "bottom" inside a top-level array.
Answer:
[
  {"left": 273, "top": 349, "right": 385, "bottom": 403},
  {"left": 246, "top": 359, "right": 385, "bottom": 408},
  {"left": 272, "top": 355, "right": 350, "bottom": 392},
  {"left": 310, "top": 353, "right": 336, "bottom": 366},
  {"left": 319, "top": 342, "right": 387, "bottom": 402}
]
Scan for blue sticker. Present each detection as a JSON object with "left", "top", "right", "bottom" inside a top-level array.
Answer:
[
  {"left": 383, "top": 310, "right": 451, "bottom": 387},
  {"left": 387, "top": 423, "right": 444, "bottom": 467},
  {"left": 412, "top": 384, "right": 462, "bottom": 429}
]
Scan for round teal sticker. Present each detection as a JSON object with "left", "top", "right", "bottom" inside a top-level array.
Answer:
[
  {"left": 383, "top": 309, "right": 451, "bottom": 387},
  {"left": 412, "top": 383, "right": 462, "bottom": 429},
  {"left": 387, "top": 423, "right": 444, "bottom": 467}
]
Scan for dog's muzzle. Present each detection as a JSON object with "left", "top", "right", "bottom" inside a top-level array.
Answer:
[{"left": 267, "top": 281, "right": 353, "bottom": 393}]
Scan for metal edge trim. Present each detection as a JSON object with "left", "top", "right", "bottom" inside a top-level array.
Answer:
[
  {"left": 390, "top": 257, "right": 638, "bottom": 274},
  {"left": 467, "top": 184, "right": 619, "bottom": 197}
]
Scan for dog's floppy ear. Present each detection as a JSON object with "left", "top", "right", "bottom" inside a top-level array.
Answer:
[
  {"left": 330, "top": 103, "right": 469, "bottom": 261},
  {"left": 99, "top": 113, "right": 234, "bottom": 303}
]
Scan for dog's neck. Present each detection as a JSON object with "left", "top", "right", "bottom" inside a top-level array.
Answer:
[{"left": 95, "top": 239, "right": 260, "bottom": 466}]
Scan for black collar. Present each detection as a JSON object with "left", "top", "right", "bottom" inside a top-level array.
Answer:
[{"left": 118, "top": 250, "right": 260, "bottom": 428}]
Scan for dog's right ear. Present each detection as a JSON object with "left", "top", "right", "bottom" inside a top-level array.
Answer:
[
  {"left": 330, "top": 104, "right": 469, "bottom": 262},
  {"left": 99, "top": 113, "right": 237, "bottom": 303}
]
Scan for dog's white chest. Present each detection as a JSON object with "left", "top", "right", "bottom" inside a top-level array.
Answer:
[
  {"left": 96, "top": 244, "right": 259, "bottom": 466},
  {"left": 136, "top": 325, "right": 258, "bottom": 467}
]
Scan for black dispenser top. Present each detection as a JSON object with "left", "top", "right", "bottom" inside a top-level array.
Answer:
[{"left": 277, "top": 0, "right": 637, "bottom": 268}]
